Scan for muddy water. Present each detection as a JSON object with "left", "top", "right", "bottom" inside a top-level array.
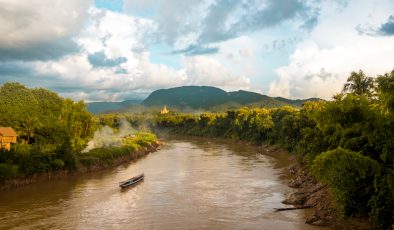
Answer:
[{"left": 0, "top": 138, "right": 320, "bottom": 229}]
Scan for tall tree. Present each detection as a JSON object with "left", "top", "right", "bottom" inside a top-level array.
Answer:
[
  {"left": 342, "top": 70, "right": 374, "bottom": 97},
  {"left": 376, "top": 69, "right": 394, "bottom": 114}
]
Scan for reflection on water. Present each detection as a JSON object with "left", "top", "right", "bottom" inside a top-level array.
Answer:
[{"left": 0, "top": 137, "right": 320, "bottom": 229}]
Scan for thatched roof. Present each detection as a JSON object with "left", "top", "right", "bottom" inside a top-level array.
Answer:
[{"left": 0, "top": 127, "right": 17, "bottom": 137}]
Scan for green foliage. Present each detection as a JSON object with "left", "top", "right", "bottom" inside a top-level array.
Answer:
[
  {"left": 376, "top": 70, "right": 394, "bottom": 115},
  {"left": 80, "top": 132, "right": 157, "bottom": 166},
  {"left": 153, "top": 69, "right": 394, "bottom": 228},
  {"left": 0, "top": 163, "right": 18, "bottom": 181},
  {"left": 0, "top": 83, "right": 40, "bottom": 140},
  {"left": 143, "top": 85, "right": 317, "bottom": 111},
  {"left": 312, "top": 148, "right": 380, "bottom": 216},
  {"left": 0, "top": 83, "right": 95, "bottom": 147},
  {"left": 59, "top": 99, "right": 95, "bottom": 150},
  {"left": 369, "top": 171, "right": 394, "bottom": 229},
  {"left": 342, "top": 70, "right": 374, "bottom": 97},
  {"left": 1, "top": 70, "right": 394, "bottom": 228},
  {"left": 57, "top": 138, "right": 77, "bottom": 170},
  {"left": 0, "top": 82, "right": 95, "bottom": 177}
]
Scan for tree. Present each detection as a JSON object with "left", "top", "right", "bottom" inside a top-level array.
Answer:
[
  {"left": 376, "top": 69, "right": 394, "bottom": 114},
  {"left": 0, "top": 82, "right": 40, "bottom": 131},
  {"left": 342, "top": 70, "right": 374, "bottom": 97}
]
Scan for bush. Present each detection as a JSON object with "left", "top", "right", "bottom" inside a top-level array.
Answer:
[
  {"left": 50, "top": 159, "right": 65, "bottom": 169},
  {"left": 312, "top": 148, "right": 380, "bottom": 216},
  {"left": 0, "top": 163, "right": 19, "bottom": 180},
  {"left": 80, "top": 131, "right": 158, "bottom": 166},
  {"left": 369, "top": 171, "right": 394, "bottom": 229}
]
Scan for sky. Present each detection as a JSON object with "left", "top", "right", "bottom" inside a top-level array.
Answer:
[{"left": 0, "top": 0, "right": 393, "bottom": 101}]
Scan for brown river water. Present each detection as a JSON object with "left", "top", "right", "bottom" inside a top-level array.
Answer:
[{"left": 0, "top": 137, "right": 322, "bottom": 229}]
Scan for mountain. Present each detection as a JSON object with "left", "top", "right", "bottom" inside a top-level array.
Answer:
[
  {"left": 142, "top": 86, "right": 229, "bottom": 109},
  {"left": 142, "top": 86, "right": 320, "bottom": 110},
  {"left": 274, "top": 97, "right": 322, "bottom": 107},
  {"left": 86, "top": 100, "right": 142, "bottom": 114}
]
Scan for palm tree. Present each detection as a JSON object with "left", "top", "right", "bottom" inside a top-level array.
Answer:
[
  {"left": 342, "top": 70, "right": 374, "bottom": 97},
  {"left": 21, "top": 116, "right": 41, "bottom": 144},
  {"left": 332, "top": 93, "right": 344, "bottom": 101}
]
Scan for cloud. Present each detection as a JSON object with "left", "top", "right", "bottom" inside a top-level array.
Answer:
[
  {"left": 28, "top": 51, "right": 250, "bottom": 102},
  {"left": 199, "top": 0, "right": 317, "bottom": 44},
  {"left": 356, "top": 15, "right": 394, "bottom": 36},
  {"left": 0, "top": 0, "right": 91, "bottom": 60},
  {"left": 172, "top": 45, "right": 219, "bottom": 56},
  {"left": 268, "top": 0, "right": 394, "bottom": 99},
  {"left": 4, "top": 0, "right": 392, "bottom": 102},
  {"left": 379, "top": 15, "right": 394, "bottom": 36},
  {"left": 8, "top": 8, "right": 250, "bottom": 102},
  {"left": 0, "top": 39, "right": 80, "bottom": 61},
  {"left": 124, "top": 0, "right": 317, "bottom": 51},
  {"left": 182, "top": 56, "right": 250, "bottom": 90},
  {"left": 225, "top": 0, "right": 306, "bottom": 35},
  {"left": 301, "top": 16, "right": 318, "bottom": 31},
  {"left": 125, "top": 0, "right": 208, "bottom": 47},
  {"left": 88, "top": 51, "right": 127, "bottom": 68},
  {"left": 0, "top": 61, "right": 35, "bottom": 77}
]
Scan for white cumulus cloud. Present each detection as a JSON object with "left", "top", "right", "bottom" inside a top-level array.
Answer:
[
  {"left": 0, "top": 0, "right": 91, "bottom": 60},
  {"left": 269, "top": 0, "right": 394, "bottom": 99}
]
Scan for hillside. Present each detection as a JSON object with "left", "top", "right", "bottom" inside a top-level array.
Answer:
[
  {"left": 142, "top": 86, "right": 320, "bottom": 110},
  {"left": 86, "top": 100, "right": 142, "bottom": 114}
]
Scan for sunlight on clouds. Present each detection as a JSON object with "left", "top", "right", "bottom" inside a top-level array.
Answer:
[
  {"left": 183, "top": 56, "right": 250, "bottom": 91},
  {"left": 28, "top": 7, "right": 249, "bottom": 101},
  {"left": 269, "top": 0, "right": 394, "bottom": 99},
  {"left": 1, "top": 0, "right": 394, "bottom": 101}
]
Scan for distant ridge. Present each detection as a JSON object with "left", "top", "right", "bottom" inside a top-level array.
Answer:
[
  {"left": 142, "top": 86, "right": 320, "bottom": 110},
  {"left": 86, "top": 100, "right": 142, "bottom": 114},
  {"left": 86, "top": 86, "right": 321, "bottom": 114}
]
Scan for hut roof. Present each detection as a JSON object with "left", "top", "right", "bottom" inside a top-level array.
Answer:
[{"left": 0, "top": 127, "right": 17, "bottom": 137}]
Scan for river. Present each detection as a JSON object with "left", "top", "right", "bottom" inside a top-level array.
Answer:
[{"left": 0, "top": 137, "right": 321, "bottom": 229}]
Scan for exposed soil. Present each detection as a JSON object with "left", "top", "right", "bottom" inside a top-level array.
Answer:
[{"left": 0, "top": 141, "right": 162, "bottom": 190}]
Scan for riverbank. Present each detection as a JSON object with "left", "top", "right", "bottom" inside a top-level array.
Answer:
[
  {"left": 0, "top": 141, "right": 162, "bottom": 190},
  {"left": 283, "top": 156, "right": 374, "bottom": 229},
  {"left": 214, "top": 141, "right": 374, "bottom": 229}
]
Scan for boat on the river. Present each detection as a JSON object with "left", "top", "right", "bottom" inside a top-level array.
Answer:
[{"left": 119, "top": 174, "right": 144, "bottom": 188}]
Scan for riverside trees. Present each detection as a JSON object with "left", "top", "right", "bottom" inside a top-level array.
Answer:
[
  {"left": 156, "top": 70, "right": 394, "bottom": 229},
  {"left": 0, "top": 83, "right": 158, "bottom": 180},
  {"left": 0, "top": 83, "right": 95, "bottom": 175}
]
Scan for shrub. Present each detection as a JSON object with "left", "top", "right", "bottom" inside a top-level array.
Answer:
[
  {"left": 369, "top": 171, "right": 394, "bottom": 229},
  {"left": 312, "top": 148, "right": 380, "bottom": 216},
  {"left": 0, "top": 163, "right": 19, "bottom": 180}
]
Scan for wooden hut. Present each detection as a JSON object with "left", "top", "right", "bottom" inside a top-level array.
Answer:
[{"left": 0, "top": 127, "right": 17, "bottom": 151}]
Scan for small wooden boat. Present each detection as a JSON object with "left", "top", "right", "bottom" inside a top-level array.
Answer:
[{"left": 119, "top": 173, "right": 144, "bottom": 188}]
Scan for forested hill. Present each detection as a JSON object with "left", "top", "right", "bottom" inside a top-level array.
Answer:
[
  {"left": 86, "top": 100, "right": 142, "bottom": 114},
  {"left": 142, "top": 86, "right": 320, "bottom": 109}
]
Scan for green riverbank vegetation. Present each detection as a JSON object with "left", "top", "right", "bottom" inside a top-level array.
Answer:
[
  {"left": 0, "top": 83, "right": 157, "bottom": 182},
  {"left": 154, "top": 70, "right": 394, "bottom": 229}
]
